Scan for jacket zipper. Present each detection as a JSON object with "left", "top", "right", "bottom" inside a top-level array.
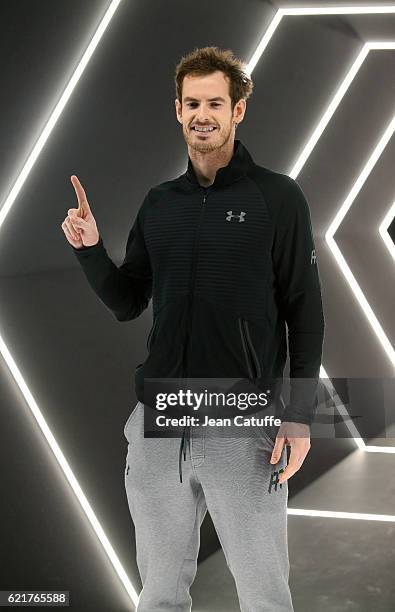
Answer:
[
  {"left": 183, "top": 189, "right": 209, "bottom": 376},
  {"left": 238, "top": 318, "right": 262, "bottom": 380}
]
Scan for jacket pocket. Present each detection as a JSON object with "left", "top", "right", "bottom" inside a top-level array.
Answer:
[
  {"left": 255, "top": 422, "right": 276, "bottom": 448},
  {"left": 238, "top": 318, "right": 262, "bottom": 380},
  {"left": 146, "top": 316, "right": 158, "bottom": 352}
]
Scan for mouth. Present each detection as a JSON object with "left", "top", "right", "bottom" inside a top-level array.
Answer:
[{"left": 191, "top": 126, "right": 217, "bottom": 135}]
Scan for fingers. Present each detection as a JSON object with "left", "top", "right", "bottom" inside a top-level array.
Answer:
[
  {"left": 278, "top": 450, "right": 304, "bottom": 484},
  {"left": 70, "top": 175, "right": 86, "bottom": 206},
  {"left": 63, "top": 217, "right": 81, "bottom": 242},
  {"left": 270, "top": 436, "right": 285, "bottom": 465},
  {"left": 269, "top": 421, "right": 311, "bottom": 484},
  {"left": 270, "top": 435, "right": 307, "bottom": 484},
  {"left": 70, "top": 175, "right": 91, "bottom": 218},
  {"left": 61, "top": 218, "right": 81, "bottom": 246}
]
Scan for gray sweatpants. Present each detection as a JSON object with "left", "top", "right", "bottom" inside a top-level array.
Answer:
[{"left": 123, "top": 401, "right": 294, "bottom": 612}]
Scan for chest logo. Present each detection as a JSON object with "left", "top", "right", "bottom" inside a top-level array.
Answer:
[
  {"left": 311, "top": 248, "right": 316, "bottom": 264},
  {"left": 226, "top": 210, "right": 246, "bottom": 222}
]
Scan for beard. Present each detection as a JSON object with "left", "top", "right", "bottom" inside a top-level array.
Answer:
[{"left": 183, "top": 120, "right": 234, "bottom": 154}]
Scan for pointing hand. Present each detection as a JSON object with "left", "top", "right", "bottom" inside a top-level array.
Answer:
[{"left": 61, "top": 175, "right": 100, "bottom": 248}]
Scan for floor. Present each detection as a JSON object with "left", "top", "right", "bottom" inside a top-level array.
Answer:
[{"left": 191, "top": 439, "right": 395, "bottom": 611}]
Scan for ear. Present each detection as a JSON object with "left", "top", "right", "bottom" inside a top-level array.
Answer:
[
  {"left": 234, "top": 99, "right": 246, "bottom": 124},
  {"left": 175, "top": 98, "right": 182, "bottom": 125}
]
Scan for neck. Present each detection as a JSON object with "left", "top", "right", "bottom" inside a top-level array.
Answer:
[{"left": 188, "top": 137, "right": 236, "bottom": 187}]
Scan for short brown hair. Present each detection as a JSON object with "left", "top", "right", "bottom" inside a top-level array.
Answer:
[{"left": 174, "top": 46, "right": 254, "bottom": 111}]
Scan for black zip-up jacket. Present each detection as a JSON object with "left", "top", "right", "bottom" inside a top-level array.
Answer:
[{"left": 71, "top": 139, "right": 325, "bottom": 481}]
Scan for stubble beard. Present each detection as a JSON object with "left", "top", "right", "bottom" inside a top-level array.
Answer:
[{"left": 183, "top": 119, "right": 234, "bottom": 154}]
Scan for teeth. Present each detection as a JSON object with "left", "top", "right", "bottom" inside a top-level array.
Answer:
[{"left": 193, "top": 127, "right": 215, "bottom": 132}]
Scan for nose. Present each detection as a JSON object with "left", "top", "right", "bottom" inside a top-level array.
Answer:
[{"left": 196, "top": 105, "right": 211, "bottom": 122}]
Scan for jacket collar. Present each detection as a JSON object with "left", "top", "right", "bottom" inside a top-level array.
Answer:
[{"left": 184, "top": 139, "right": 255, "bottom": 190}]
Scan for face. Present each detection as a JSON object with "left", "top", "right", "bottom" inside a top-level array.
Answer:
[{"left": 175, "top": 70, "right": 246, "bottom": 154}]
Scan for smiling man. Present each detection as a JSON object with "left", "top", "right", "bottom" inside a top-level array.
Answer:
[
  {"left": 68, "top": 46, "right": 325, "bottom": 612},
  {"left": 176, "top": 70, "right": 245, "bottom": 187}
]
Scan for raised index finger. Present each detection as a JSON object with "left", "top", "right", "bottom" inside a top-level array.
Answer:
[
  {"left": 70, "top": 175, "right": 87, "bottom": 207},
  {"left": 70, "top": 175, "right": 88, "bottom": 218}
]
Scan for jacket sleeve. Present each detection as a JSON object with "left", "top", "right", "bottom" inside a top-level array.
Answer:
[
  {"left": 272, "top": 177, "right": 325, "bottom": 426},
  {"left": 71, "top": 191, "right": 152, "bottom": 321}
]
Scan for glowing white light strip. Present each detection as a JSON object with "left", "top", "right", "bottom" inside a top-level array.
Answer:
[
  {"left": 294, "top": 41, "right": 395, "bottom": 451},
  {"left": 0, "top": 333, "right": 139, "bottom": 605},
  {"left": 2, "top": 5, "right": 395, "bottom": 604},
  {"left": 0, "top": 0, "right": 139, "bottom": 606},
  {"left": 364, "top": 444, "right": 395, "bottom": 453},
  {"left": 326, "top": 115, "right": 395, "bottom": 366},
  {"left": 0, "top": 0, "right": 123, "bottom": 232},
  {"left": 318, "top": 370, "right": 366, "bottom": 450},
  {"left": 379, "top": 201, "right": 395, "bottom": 261},
  {"left": 247, "top": 16, "right": 395, "bottom": 452},
  {"left": 289, "top": 45, "right": 370, "bottom": 179},
  {"left": 288, "top": 508, "right": 395, "bottom": 521},
  {"left": 282, "top": 6, "right": 395, "bottom": 15},
  {"left": 246, "top": 6, "right": 395, "bottom": 73}
]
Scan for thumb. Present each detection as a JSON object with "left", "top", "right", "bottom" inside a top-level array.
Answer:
[
  {"left": 270, "top": 436, "right": 284, "bottom": 464},
  {"left": 75, "top": 197, "right": 91, "bottom": 219}
]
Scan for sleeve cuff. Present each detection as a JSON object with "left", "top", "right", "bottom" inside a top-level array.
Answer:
[
  {"left": 71, "top": 236, "right": 103, "bottom": 255},
  {"left": 281, "top": 403, "right": 316, "bottom": 426}
]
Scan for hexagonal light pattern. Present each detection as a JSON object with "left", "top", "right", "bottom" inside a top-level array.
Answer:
[
  {"left": 289, "top": 46, "right": 395, "bottom": 453},
  {"left": 246, "top": 20, "right": 395, "bottom": 456},
  {"left": 1, "top": 4, "right": 395, "bottom": 608}
]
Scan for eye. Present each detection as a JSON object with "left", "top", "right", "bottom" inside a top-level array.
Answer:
[{"left": 187, "top": 103, "right": 221, "bottom": 107}]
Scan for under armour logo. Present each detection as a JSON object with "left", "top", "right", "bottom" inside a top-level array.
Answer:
[
  {"left": 226, "top": 210, "right": 246, "bottom": 222},
  {"left": 311, "top": 249, "right": 316, "bottom": 264},
  {"left": 268, "top": 468, "right": 284, "bottom": 493}
]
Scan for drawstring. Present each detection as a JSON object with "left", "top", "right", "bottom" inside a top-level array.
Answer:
[{"left": 178, "top": 425, "right": 191, "bottom": 483}]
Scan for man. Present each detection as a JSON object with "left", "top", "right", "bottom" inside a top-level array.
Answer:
[{"left": 62, "top": 46, "right": 325, "bottom": 612}]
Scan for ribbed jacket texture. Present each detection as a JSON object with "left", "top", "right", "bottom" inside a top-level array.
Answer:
[{"left": 72, "top": 139, "right": 325, "bottom": 425}]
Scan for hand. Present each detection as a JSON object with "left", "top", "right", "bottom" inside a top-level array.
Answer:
[
  {"left": 61, "top": 175, "right": 100, "bottom": 248},
  {"left": 270, "top": 421, "right": 311, "bottom": 484}
]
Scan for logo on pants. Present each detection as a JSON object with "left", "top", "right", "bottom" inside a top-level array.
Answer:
[{"left": 268, "top": 468, "right": 284, "bottom": 493}]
